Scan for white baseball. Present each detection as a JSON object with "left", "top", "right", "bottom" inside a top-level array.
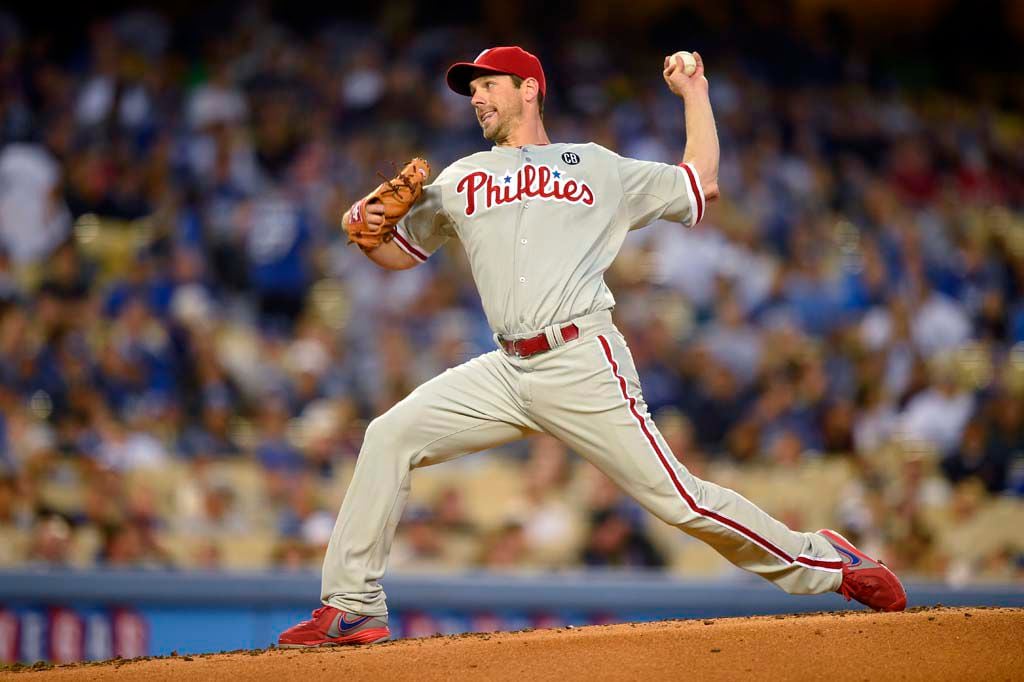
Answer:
[{"left": 672, "top": 51, "right": 697, "bottom": 76}]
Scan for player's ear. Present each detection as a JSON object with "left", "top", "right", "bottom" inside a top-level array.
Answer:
[{"left": 521, "top": 77, "right": 540, "bottom": 105}]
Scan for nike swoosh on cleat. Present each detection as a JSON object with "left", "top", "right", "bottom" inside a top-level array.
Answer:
[
  {"left": 326, "top": 613, "right": 371, "bottom": 638},
  {"left": 834, "top": 545, "right": 862, "bottom": 567},
  {"left": 339, "top": 615, "right": 371, "bottom": 633}
]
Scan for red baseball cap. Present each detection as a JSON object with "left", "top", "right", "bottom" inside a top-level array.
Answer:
[{"left": 446, "top": 46, "right": 546, "bottom": 98}]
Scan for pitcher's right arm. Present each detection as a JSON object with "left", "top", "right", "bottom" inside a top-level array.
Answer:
[{"left": 663, "top": 51, "right": 720, "bottom": 203}]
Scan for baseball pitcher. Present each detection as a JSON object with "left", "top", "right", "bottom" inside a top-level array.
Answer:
[{"left": 279, "top": 46, "right": 906, "bottom": 647}]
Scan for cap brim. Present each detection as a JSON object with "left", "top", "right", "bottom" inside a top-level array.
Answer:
[{"left": 445, "top": 62, "right": 512, "bottom": 97}]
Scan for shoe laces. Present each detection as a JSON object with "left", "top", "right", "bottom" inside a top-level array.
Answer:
[
  {"left": 300, "top": 606, "right": 332, "bottom": 625},
  {"left": 838, "top": 564, "right": 886, "bottom": 604}
]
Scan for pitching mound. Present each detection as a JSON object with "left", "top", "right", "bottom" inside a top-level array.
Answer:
[{"left": 8, "top": 607, "right": 1022, "bottom": 681}]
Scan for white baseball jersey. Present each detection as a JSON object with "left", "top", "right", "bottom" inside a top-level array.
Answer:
[{"left": 393, "top": 143, "right": 706, "bottom": 336}]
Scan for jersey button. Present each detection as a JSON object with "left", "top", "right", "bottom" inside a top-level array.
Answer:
[
  {"left": 520, "top": 238, "right": 527, "bottom": 245},
  {"left": 519, "top": 277, "right": 526, "bottom": 283}
]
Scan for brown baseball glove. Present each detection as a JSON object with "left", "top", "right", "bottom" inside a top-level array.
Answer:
[{"left": 342, "top": 158, "right": 431, "bottom": 251}]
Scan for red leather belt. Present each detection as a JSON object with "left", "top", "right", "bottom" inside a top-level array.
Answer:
[{"left": 500, "top": 323, "right": 580, "bottom": 358}]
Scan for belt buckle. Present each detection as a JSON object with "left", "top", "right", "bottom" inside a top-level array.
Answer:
[{"left": 500, "top": 336, "right": 522, "bottom": 357}]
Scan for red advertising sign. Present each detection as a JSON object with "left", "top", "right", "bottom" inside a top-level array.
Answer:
[
  {"left": 0, "top": 610, "right": 17, "bottom": 663},
  {"left": 49, "top": 608, "right": 84, "bottom": 664}
]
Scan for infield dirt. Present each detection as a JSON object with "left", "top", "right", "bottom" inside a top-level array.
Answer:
[{"left": 5, "top": 607, "right": 1022, "bottom": 681}]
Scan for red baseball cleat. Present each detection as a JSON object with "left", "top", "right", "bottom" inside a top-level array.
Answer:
[
  {"left": 278, "top": 606, "right": 390, "bottom": 648},
  {"left": 818, "top": 529, "right": 907, "bottom": 612}
]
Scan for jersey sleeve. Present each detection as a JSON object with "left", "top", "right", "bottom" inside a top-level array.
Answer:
[
  {"left": 392, "top": 181, "right": 453, "bottom": 263},
  {"left": 617, "top": 156, "right": 705, "bottom": 229}
]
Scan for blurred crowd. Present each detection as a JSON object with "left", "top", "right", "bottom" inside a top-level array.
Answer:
[{"left": 0, "top": 4, "right": 1022, "bottom": 584}]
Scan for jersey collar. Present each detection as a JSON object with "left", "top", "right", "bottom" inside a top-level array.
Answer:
[{"left": 491, "top": 143, "right": 558, "bottom": 152}]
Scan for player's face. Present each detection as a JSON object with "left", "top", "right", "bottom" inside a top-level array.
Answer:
[{"left": 469, "top": 75, "right": 524, "bottom": 143}]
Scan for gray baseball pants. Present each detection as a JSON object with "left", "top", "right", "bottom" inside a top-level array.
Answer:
[{"left": 321, "top": 309, "right": 843, "bottom": 616}]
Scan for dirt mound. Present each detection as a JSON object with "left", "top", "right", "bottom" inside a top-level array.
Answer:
[{"left": 8, "top": 607, "right": 1022, "bottom": 681}]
